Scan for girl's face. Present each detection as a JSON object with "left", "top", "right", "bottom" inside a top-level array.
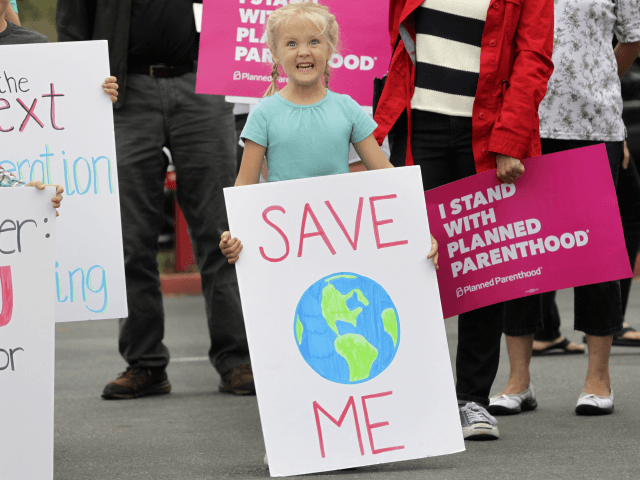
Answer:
[{"left": 273, "top": 16, "right": 331, "bottom": 89}]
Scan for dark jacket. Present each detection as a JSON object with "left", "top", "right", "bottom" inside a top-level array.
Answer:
[
  {"left": 57, "top": 0, "right": 131, "bottom": 109},
  {"left": 374, "top": 0, "right": 554, "bottom": 173}
]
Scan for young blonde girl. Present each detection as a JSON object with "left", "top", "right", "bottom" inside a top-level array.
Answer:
[{"left": 220, "top": 2, "right": 438, "bottom": 264}]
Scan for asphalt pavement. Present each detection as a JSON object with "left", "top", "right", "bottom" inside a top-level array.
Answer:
[{"left": 54, "top": 284, "right": 640, "bottom": 480}]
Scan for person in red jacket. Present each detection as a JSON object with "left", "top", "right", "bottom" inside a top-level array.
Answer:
[{"left": 374, "top": 0, "right": 554, "bottom": 440}]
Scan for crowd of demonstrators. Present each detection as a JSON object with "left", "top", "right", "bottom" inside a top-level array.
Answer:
[
  {"left": 3, "top": 0, "right": 639, "bottom": 458},
  {"left": 56, "top": 0, "right": 254, "bottom": 399}
]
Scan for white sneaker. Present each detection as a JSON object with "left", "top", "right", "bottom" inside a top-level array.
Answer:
[
  {"left": 460, "top": 402, "right": 499, "bottom": 440},
  {"left": 575, "top": 389, "right": 614, "bottom": 415},
  {"left": 488, "top": 383, "right": 538, "bottom": 415}
]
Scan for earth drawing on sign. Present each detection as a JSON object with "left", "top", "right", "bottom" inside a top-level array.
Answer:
[{"left": 294, "top": 272, "right": 400, "bottom": 384}]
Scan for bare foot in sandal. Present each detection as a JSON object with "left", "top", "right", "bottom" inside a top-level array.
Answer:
[
  {"left": 611, "top": 323, "right": 640, "bottom": 346},
  {"left": 620, "top": 323, "right": 640, "bottom": 341},
  {"left": 532, "top": 336, "right": 585, "bottom": 355}
]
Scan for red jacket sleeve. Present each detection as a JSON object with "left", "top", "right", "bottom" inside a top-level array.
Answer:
[{"left": 488, "top": 0, "right": 554, "bottom": 160}]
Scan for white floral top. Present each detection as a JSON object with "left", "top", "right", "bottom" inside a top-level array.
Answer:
[{"left": 539, "top": 0, "right": 640, "bottom": 141}]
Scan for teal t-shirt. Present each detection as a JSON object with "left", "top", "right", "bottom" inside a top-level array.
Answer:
[
  {"left": 10, "top": 0, "right": 18, "bottom": 13},
  {"left": 241, "top": 90, "right": 377, "bottom": 183}
]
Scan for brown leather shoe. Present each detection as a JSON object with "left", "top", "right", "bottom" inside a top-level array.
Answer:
[
  {"left": 219, "top": 364, "right": 255, "bottom": 395},
  {"left": 102, "top": 367, "right": 171, "bottom": 399}
]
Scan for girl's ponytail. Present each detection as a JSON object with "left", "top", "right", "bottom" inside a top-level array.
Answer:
[
  {"left": 323, "top": 64, "right": 330, "bottom": 90},
  {"left": 264, "top": 61, "right": 280, "bottom": 97}
]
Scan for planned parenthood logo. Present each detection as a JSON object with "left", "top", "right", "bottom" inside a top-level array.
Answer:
[{"left": 456, "top": 267, "right": 543, "bottom": 297}]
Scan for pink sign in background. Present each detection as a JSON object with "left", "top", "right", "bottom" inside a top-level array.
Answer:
[
  {"left": 196, "top": 0, "right": 391, "bottom": 107},
  {"left": 425, "top": 145, "right": 632, "bottom": 319}
]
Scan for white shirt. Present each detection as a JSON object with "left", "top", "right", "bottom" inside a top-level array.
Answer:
[{"left": 539, "top": 0, "right": 640, "bottom": 141}]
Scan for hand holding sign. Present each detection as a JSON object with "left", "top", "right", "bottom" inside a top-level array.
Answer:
[
  {"left": 24, "top": 181, "right": 64, "bottom": 216},
  {"left": 428, "top": 235, "right": 439, "bottom": 270},
  {"left": 220, "top": 231, "right": 243, "bottom": 264},
  {"left": 102, "top": 76, "right": 119, "bottom": 104},
  {"left": 496, "top": 154, "right": 525, "bottom": 183}
]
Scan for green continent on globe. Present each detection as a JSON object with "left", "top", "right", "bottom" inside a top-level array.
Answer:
[
  {"left": 320, "top": 280, "right": 369, "bottom": 336},
  {"left": 334, "top": 334, "right": 379, "bottom": 382},
  {"left": 296, "top": 315, "right": 304, "bottom": 345},
  {"left": 381, "top": 308, "right": 398, "bottom": 347}
]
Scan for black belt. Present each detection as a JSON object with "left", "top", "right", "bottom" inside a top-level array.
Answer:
[{"left": 128, "top": 63, "right": 194, "bottom": 77}]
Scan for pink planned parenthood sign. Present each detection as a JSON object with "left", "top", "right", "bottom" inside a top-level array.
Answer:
[
  {"left": 425, "top": 144, "right": 632, "bottom": 319},
  {"left": 196, "top": 0, "right": 391, "bottom": 107}
]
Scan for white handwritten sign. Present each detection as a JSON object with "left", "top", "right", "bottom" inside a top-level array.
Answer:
[
  {"left": 224, "top": 167, "right": 464, "bottom": 477},
  {"left": 0, "top": 188, "right": 56, "bottom": 480},
  {"left": 0, "top": 41, "right": 127, "bottom": 322}
]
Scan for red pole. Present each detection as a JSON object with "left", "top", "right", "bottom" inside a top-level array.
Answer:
[{"left": 165, "top": 171, "right": 196, "bottom": 272}]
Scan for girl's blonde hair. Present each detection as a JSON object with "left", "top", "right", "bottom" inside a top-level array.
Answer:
[{"left": 264, "top": 2, "right": 339, "bottom": 97}]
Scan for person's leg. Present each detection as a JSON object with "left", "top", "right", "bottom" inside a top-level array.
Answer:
[
  {"left": 455, "top": 303, "right": 505, "bottom": 406},
  {"left": 583, "top": 334, "right": 613, "bottom": 393},
  {"left": 448, "top": 115, "right": 507, "bottom": 409},
  {"left": 115, "top": 74, "right": 171, "bottom": 369},
  {"left": 102, "top": 74, "right": 172, "bottom": 399},
  {"left": 616, "top": 155, "right": 640, "bottom": 341},
  {"left": 163, "top": 73, "right": 251, "bottom": 382},
  {"left": 534, "top": 291, "right": 561, "bottom": 341},
  {"left": 532, "top": 291, "right": 584, "bottom": 352},
  {"left": 529, "top": 138, "right": 594, "bottom": 353},
  {"left": 412, "top": 111, "right": 500, "bottom": 437},
  {"left": 574, "top": 141, "right": 624, "bottom": 401},
  {"left": 495, "top": 294, "right": 542, "bottom": 396}
]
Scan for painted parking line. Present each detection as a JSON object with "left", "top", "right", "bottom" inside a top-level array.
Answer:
[{"left": 172, "top": 356, "right": 209, "bottom": 363}]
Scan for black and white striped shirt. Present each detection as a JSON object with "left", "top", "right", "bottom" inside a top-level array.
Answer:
[{"left": 411, "top": 0, "right": 490, "bottom": 117}]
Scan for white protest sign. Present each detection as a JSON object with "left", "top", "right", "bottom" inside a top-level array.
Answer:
[
  {"left": 224, "top": 167, "right": 464, "bottom": 477},
  {"left": 0, "top": 188, "right": 56, "bottom": 480},
  {"left": 0, "top": 41, "right": 127, "bottom": 322}
]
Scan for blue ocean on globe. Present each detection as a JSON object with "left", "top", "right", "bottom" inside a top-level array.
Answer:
[{"left": 294, "top": 272, "right": 400, "bottom": 385}]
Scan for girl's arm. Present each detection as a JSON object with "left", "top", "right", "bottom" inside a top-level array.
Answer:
[
  {"left": 220, "top": 139, "right": 267, "bottom": 263},
  {"left": 352, "top": 134, "right": 394, "bottom": 170},
  {"left": 235, "top": 139, "right": 267, "bottom": 186}
]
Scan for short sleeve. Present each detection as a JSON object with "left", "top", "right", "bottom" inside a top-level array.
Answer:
[
  {"left": 240, "top": 101, "right": 269, "bottom": 147},
  {"left": 614, "top": 0, "right": 640, "bottom": 43},
  {"left": 10, "top": 0, "right": 18, "bottom": 13},
  {"left": 345, "top": 96, "right": 378, "bottom": 144}
]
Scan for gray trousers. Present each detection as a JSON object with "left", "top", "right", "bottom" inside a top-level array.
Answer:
[{"left": 113, "top": 72, "right": 250, "bottom": 375}]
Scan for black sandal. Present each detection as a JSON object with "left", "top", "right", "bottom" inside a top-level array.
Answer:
[
  {"left": 532, "top": 337, "right": 585, "bottom": 356},
  {"left": 612, "top": 325, "right": 640, "bottom": 347},
  {"left": 582, "top": 326, "right": 640, "bottom": 347}
]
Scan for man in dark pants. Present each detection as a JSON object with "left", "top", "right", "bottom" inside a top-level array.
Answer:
[{"left": 57, "top": 0, "right": 254, "bottom": 398}]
